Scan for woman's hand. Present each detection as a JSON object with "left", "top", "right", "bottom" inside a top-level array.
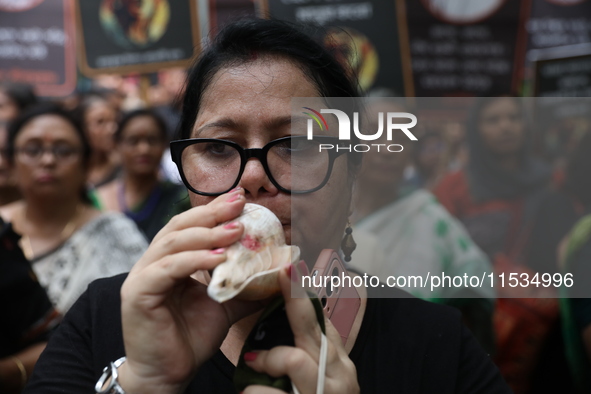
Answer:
[
  {"left": 117, "top": 188, "right": 263, "bottom": 394},
  {"left": 242, "top": 264, "right": 360, "bottom": 394}
]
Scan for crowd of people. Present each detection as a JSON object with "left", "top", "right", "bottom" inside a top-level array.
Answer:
[
  {"left": 0, "top": 78, "right": 184, "bottom": 393},
  {"left": 0, "top": 17, "right": 589, "bottom": 394}
]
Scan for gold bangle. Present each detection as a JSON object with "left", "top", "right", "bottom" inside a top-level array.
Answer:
[{"left": 10, "top": 356, "right": 27, "bottom": 390}]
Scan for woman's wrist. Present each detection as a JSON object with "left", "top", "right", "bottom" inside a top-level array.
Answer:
[{"left": 0, "top": 356, "right": 26, "bottom": 394}]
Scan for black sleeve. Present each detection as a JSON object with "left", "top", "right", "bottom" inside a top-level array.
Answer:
[
  {"left": 0, "top": 265, "right": 57, "bottom": 356},
  {"left": 0, "top": 223, "right": 59, "bottom": 358},
  {"left": 23, "top": 289, "right": 97, "bottom": 393},
  {"left": 353, "top": 292, "right": 511, "bottom": 394},
  {"left": 455, "top": 324, "right": 512, "bottom": 394},
  {"left": 24, "top": 275, "right": 127, "bottom": 393}
]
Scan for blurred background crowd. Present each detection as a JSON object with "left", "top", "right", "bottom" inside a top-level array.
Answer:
[{"left": 2, "top": 0, "right": 591, "bottom": 393}]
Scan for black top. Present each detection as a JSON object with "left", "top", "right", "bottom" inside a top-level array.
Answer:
[
  {"left": 24, "top": 274, "right": 511, "bottom": 393},
  {"left": 124, "top": 181, "right": 190, "bottom": 241},
  {"left": 0, "top": 219, "right": 60, "bottom": 358}
]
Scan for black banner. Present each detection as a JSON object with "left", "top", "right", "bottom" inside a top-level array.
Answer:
[
  {"left": 75, "top": 0, "right": 199, "bottom": 76},
  {"left": 534, "top": 49, "right": 591, "bottom": 96},
  {"left": 405, "top": 0, "right": 530, "bottom": 96},
  {"left": 527, "top": 0, "right": 591, "bottom": 52},
  {"left": 261, "top": 0, "right": 413, "bottom": 96},
  {"left": 0, "top": 0, "right": 76, "bottom": 97}
]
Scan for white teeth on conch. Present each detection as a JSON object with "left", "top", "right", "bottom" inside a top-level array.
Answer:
[{"left": 207, "top": 203, "right": 300, "bottom": 303}]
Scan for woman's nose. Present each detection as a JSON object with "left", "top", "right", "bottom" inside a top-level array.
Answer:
[
  {"left": 39, "top": 150, "right": 57, "bottom": 166},
  {"left": 499, "top": 116, "right": 519, "bottom": 131},
  {"left": 239, "top": 157, "right": 279, "bottom": 199},
  {"left": 136, "top": 140, "right": 151, "bottom": 153}
]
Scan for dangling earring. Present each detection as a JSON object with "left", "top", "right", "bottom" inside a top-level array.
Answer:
[{"left": 340, "top": 220, "right": 357, "bottom": 262}]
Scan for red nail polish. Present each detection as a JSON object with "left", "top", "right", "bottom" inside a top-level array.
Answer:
[
  {"left": 244, "top": 352, "right": 258, "bottom": 362},
  {"left": 223, "top": 222, "right": 239, "bottom": 230},
  {"left": 289, "top": 264, "right": 299, "bottom": 283},
  {"left": 227, "top": 193, "right": 242, "bottom": 203},
  {"left": 211, "top": 248, "right": 225, "bottom": 254},
  {"left": 298, "top": 260, "right": 309, "bottom": 277}
]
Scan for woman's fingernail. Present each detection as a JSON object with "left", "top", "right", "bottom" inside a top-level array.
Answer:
[
  {"left": 286, "top": 263, "right": 299, "bottom": 283},
  {"left": 211, "top": 248, "right": 225, "bottom": 254},
  {"left": 227, "top": 193, "right": 242, "bottom": 203},
  {"left": 298, "top": 260, "right": 309, "bottom": 277},
  {"left": 244, "top": 352, "right": 258, "bottom": 362},
  {"left": 223, "top": 221, "right": 239, "bottom": 230},
  {"left": 230, "top": 187, "right": 242, "bottom": 193}
]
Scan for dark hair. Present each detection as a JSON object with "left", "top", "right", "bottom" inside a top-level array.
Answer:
[
  {"left": 467, "top": 96, "right": 528, "bottom": 150},
  {"left": 75, "top": 91, "right": 113, "bottom": 120},
  {"left": 177, "top": 18, "right": 362, "bottom": 171},
  {"left": 115, "top": 108, "right": 168, "bottom": 142},
  {"left": 6, "top": 103, "right": 92, "bottom": 168},
  {"left": 564, "top": 131, "right": 591, "bottom": 207},
  {"left": 0, "top": 82, "right": 38, "bottom": 113}
]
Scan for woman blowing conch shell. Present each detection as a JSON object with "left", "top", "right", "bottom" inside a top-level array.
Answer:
[{"left": 24, "top": 18, "right": 511, "bottom": 394}]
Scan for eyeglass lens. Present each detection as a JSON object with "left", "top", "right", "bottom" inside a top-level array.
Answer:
[
  {"left": 17, "top": 145, "right": 79, "bottom": 162},
  {"left": 179, "top": 139, "right": 331, "bottom": 194}
]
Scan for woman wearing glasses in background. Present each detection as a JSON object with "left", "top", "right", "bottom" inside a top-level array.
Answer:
[
  {"left": 0, "top": 104, "right": 148, "bottom": 314},
  {"left": 25, "top": 20, "right": 510, "bottom": 394},
  {"left": 96, "top": 109, "right": 190, "bottom": 241}
]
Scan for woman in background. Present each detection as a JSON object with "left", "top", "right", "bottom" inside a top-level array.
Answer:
[
  {"left": 78, "top": 93, "right": 121, "bottom": 188},
  {"left": 433, "top": 97, "right": 565, "bottom": 393},
  {"left": 0, "top": 122, "right": 21, "bottom": 206},
  {"left": 350, "top": 97, "right": 495, "bottom": 353},
  {"left": 0, "top": 104, "right": 147, "bottom": 313},
  {"left": 0, "top": 82, "right": 38, "bottom": 123},
  {"left": 97, "top": 109, "right": 189, "bottom": 241},
  {"left": 0, "top": 82, "right": 38, "bottom": 207},
  {"left": 0, "top": 217, "right": 61, "bottom": 394}
]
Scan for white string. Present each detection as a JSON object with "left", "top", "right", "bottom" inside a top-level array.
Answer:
[
  {"left": 291, "top": 332, "right": 328, "bottom": 394},
  {"left": 316, "top": 332, "right": 328, "bottom": 394}
]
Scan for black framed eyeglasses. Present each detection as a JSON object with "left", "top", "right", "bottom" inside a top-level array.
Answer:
[
  {"left": 14, "top": 145, "right": 81, "bottom": 163},
  {"left": 170, "top": 135, "right": 348, "bottom": 196}
]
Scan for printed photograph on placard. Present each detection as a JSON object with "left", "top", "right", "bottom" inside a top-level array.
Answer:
[
  {"left": 324, "top": 27, "right": 379, "bottom": 93},
  {"left": 99, "top": 0, "right": 170, "bottom": 49}
]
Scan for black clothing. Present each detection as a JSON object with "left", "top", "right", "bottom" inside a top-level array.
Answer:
[
  {"left": 0, "top": 219, "right": 60, "bottom": 358},
  {"left": 25, "top": 274, "right": 511, "bottom": 393},
  {"left": 126, "top": 181, "right": 190, "bottom": 241}
]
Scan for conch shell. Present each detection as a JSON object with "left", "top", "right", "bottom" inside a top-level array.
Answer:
[{"left": 207, "top": 203, "right": 300, "bottom": 303}]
